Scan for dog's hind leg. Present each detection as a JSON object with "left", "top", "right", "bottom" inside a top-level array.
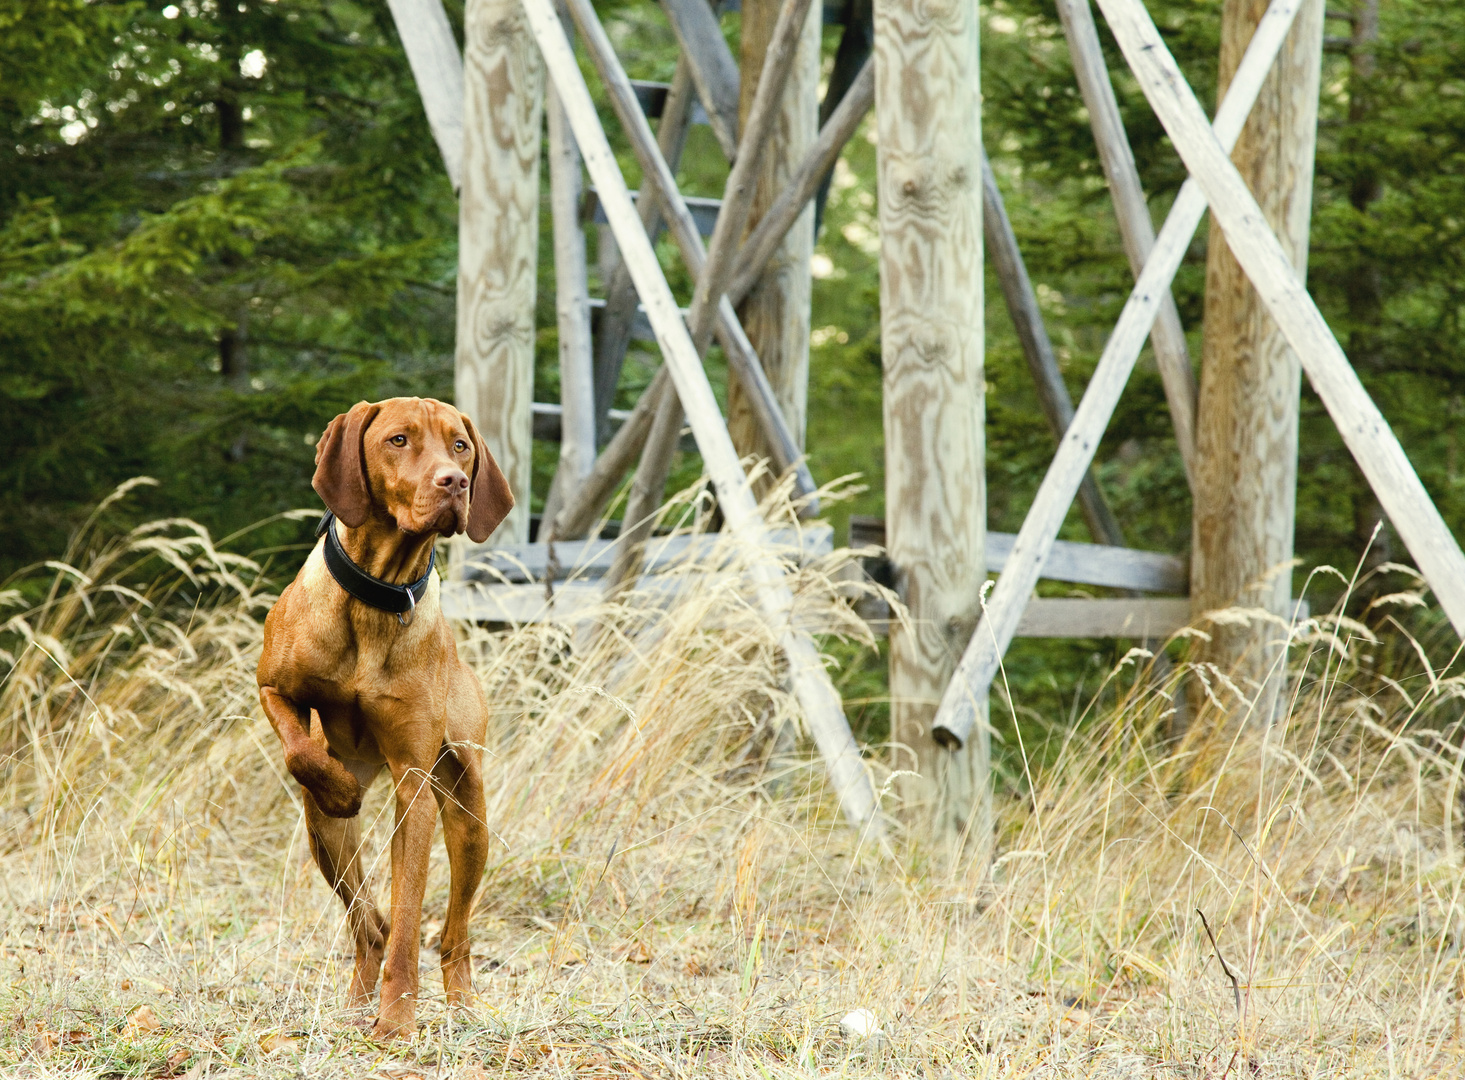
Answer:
[
  {"left": 431, "top": 742, "right": 488, "bottom": 1006},
  {"left": 304, "top": 778, "right": 389, "bottom": 1010}
]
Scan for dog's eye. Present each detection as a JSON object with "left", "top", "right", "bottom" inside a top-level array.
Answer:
[
  {"left": 389, "top": 435, "right": 407, "bottom": 447},
  {"left": 454, "top": 439, "right": 468, "bottom": 453}
]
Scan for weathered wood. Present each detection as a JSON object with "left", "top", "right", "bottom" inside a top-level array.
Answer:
[
  {"left": 386, "top": 0, "right": 467, "bottom": 190},
  {"left": 581, "top": 187, "right": 720, "bottom": 237},
  {"left": 550, "top": 367, "right": 668, "bottom": 541},
  {"left": 852, "top": 517, "right": 1187, "bottom": 594},
  {"left": 1056, "top": 0, "right": 1198, "bottom": 488},
  {"left": 1103, "top": 0, "right": 1465, "bottom": 629},
  {"left": 1190, "top": 0, "right": 1323, "bottom": 721},
  {"left": 464, "top": 523, "right": 833, "bottom": 583},
  {"left": 592, "top": 59, "right": 697, "bottom": 444},
  {"left": 566, "top": 0, "right": 816, "bottom": 488},
  {"left": 456, "top": 0, "right": 544, "bottom": 544},
  {"left": 725, "top": 0, "right": 821, "bottom": 471},
  {"left": 981, "top": 150, "right": 1125, "bottom": 549},
  {"left": 930, "top": 0, "right": 1308, "bottom": 752},
  {"left": 541, "top": 9, "right": 598, "bottom": 534},
  {"left": 610, "top": 0, "right": 818, "bottom": 595},
  {"left": 659, "top": 0, "right": 741, "bottom": 161},
  {"left": 726, "top": 56, "right": 874, "bottom": 309},
  {"left": 524, "top": 0, "right": 882, "bottom": 834},
  {"left": 874, "top": 0, "right": 986, "bottom": 837}
]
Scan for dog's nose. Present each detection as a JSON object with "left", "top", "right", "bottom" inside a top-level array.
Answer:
[{"left": 435, "top": 468, "right": 469, "bottom": 492}]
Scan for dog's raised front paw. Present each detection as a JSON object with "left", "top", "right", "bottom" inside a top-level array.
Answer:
[{"left": 286, "top": 747, "right": 363, "bottom": 818}]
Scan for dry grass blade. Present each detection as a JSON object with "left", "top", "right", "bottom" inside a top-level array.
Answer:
[{"left": 0, "top": 480, "right": 1461, "bottom": 1077}]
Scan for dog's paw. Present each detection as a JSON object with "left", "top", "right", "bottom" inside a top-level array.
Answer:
[{"left": 287, "top": 748, "right": 363, "bottom": 818}]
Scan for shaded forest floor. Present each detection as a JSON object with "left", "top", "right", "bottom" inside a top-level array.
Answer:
[{"left": 2, "top": 498, "right": 1462, "bottom": 1077}]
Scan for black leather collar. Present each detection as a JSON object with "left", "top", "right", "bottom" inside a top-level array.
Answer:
[{"left": 316, "top": 511, "right": 435, "bottom": 623}]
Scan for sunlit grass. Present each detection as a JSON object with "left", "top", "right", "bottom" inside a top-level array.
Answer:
[{"left": 1, "top": 481, "right": 1461, "bottom": 1077}]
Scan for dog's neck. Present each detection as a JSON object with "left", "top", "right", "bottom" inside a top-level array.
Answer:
[{"left": 334, "top": 515, "right": 437, "bottom": 585}]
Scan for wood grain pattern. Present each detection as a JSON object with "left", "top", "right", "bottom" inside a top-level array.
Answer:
[
  {"left": 1190, "top": 0, "right": 1323, "bottom": 717},
  {"left": 874, "top": 0, "right": 986, "bottom": 835},
  {"left": 455, "top": 0, "right": 543, "bottom": 544},
  {"left": 726, "top": 0, "right": 820, "bottom": 464},
  {"left": 930, "top": 0, "right": 1308, "bottom": 752}
]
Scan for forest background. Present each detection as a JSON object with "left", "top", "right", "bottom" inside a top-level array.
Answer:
[{"left": 4, "top": 0, "right": 1463, "bottom": 728}]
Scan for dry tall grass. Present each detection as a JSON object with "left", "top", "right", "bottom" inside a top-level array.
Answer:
[{"left": 1, "top": 481, "right": 1462, "bottom": 1078}]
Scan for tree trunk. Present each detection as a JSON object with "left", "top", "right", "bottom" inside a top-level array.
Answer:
[
  {"left": 1190, "top": 0, "right": 1324, "bottom": 722},
  {"left": 874, "top": 0, "right": 986, "bottom": 840},
  {"left": 726, "top": 0, "right": 819, "bottom": 472},
  {"left": 455, "top": 0, "right": 544, "bottom": 544}
]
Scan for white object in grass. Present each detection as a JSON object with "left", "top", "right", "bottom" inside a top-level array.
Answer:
[{"left": 840, "top": 1009, "right": 883, "bottom": 1040}]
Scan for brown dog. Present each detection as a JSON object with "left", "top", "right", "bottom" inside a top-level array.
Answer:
[{"left": 256, "top": 397, "right": 512, "bottom": 1037}]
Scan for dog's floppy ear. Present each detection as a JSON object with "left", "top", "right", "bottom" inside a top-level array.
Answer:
[
  {"left": 461, "top": 412, "right": 514, "bottom": 543},
  {"left": 313, "top": 401, "right": 381, "bottom": 528}
]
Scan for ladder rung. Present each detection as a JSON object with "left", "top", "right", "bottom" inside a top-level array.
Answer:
[
  {"left": 581, "top": 187, "right": 720, "bottom": 237},
  {"left": 628, "top": 80, "right": 712, "bottom": 126}
]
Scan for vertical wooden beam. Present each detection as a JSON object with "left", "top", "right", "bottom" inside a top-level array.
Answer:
[
  {"left": 1190, "top": 0, "right": 1323, "bottom": 719},
  {"left": 726, "top": 0, "right": 820, "bottom": 465},
  {"left": 874, "top": 0, "right": 986, "bottom": 838},
  {"left": 540, "top": 9, "right": 596, "bottom": 532},
  {"left": 456, "top": 0, "right": 544, "bottom": 544}
]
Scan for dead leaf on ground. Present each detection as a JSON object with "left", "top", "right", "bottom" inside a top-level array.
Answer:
[
  {"left": 123, "top": 1005, "right": 162, "bottom": 1037},
  {"left": 683, "top": 958, "right": 708, "bottom": 976},
  {"left": 32, "top": 1031, "right": 59, "bottom": 1056},
  {"left": 455, "top": 1061, "right": 490, "bottom": 1080},
  {"left": 617, "top": 940, "right": 652, "bottom": 964},
  {"left": 259, "top": 1032, "right": 300, "bottom": 1055}
]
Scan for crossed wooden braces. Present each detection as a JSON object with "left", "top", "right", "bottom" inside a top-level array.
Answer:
[{"left": 383, "top": 0, "right": 1465, "bottom": 827}]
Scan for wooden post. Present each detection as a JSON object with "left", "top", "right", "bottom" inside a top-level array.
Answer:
[
  {"left": 540, "top": 9, "right": 596, "bottom": 532},
  {"left": 726, "top": 57, "right": 874, "bottom": 309},
  {"left": 931, "top": 0, "right": 1308, "bottom": 752},
  {"left": 659, "top": 0, "right": 741, "bottom": 161},
  {"left": 385, "top": 0, "right": 467, "bottom": 190},
  {"left": 592, "top": 58, "right": 697, "bottom": 445},
  {"left": 1189, "top": 0, "right": 1324, "bottom": 721},
  {"left": 873, "top": 0, "right": 986, "bottom": 838},
  {"left": 589, "top": 0, "right": 817, "bottom": 586},
  {"left": 456, "top": 0, "right": 544, "bottom": 544},
  {"left": 522, "top": 0, "right": 883, "bottom": 834},
  {"left": 1095, "top": 0, "right": 1465, "bottom": 640},
  {"left": 1056, "top": 0, "right": 1198, "bottom": 488},
  {"left": 726, "top": 0, "right": 821, "bottom": 467}
]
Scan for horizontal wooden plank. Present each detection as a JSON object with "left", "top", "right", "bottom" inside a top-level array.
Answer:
[
  {"left": 531, "top": 400, "right": 695, "bottom": 449},
  {"left": 460, "top": 522, "right": 833, "bottom": 584},
  {"left": 847, "top": 515, "right": 1189, "bottom": 595},
  {"left": 851, "top": 593, "right": 1309, "bottom": 640},
  {"left": 582, "top": 187, "right": 721, "bottom": 237}
]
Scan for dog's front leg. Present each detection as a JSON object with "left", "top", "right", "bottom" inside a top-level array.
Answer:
[
  {"left": 260, "top": 687, "right": 362, "bottom": 818},
  {"left": 375, "top": 759, "right": 438, "bottom": 1039}
]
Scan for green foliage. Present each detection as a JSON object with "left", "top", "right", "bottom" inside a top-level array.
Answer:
[{"left": 5, "top": 0, "right": 1465, "bottom": 718}]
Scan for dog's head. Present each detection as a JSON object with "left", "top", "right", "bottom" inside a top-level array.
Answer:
[{"left": 312, "top": 398, "right": 513, "bottom": 543}]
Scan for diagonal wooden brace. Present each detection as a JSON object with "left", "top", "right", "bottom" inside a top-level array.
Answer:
[
  {"left": 522, "top": 0, "right": 883, "bottom": 836},
  {"left": 930, "top": 0, "right": 1308, "bottom": 751},
  {"left": 1097, "top": 0, "right": 1465, "bottom": 628}
]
